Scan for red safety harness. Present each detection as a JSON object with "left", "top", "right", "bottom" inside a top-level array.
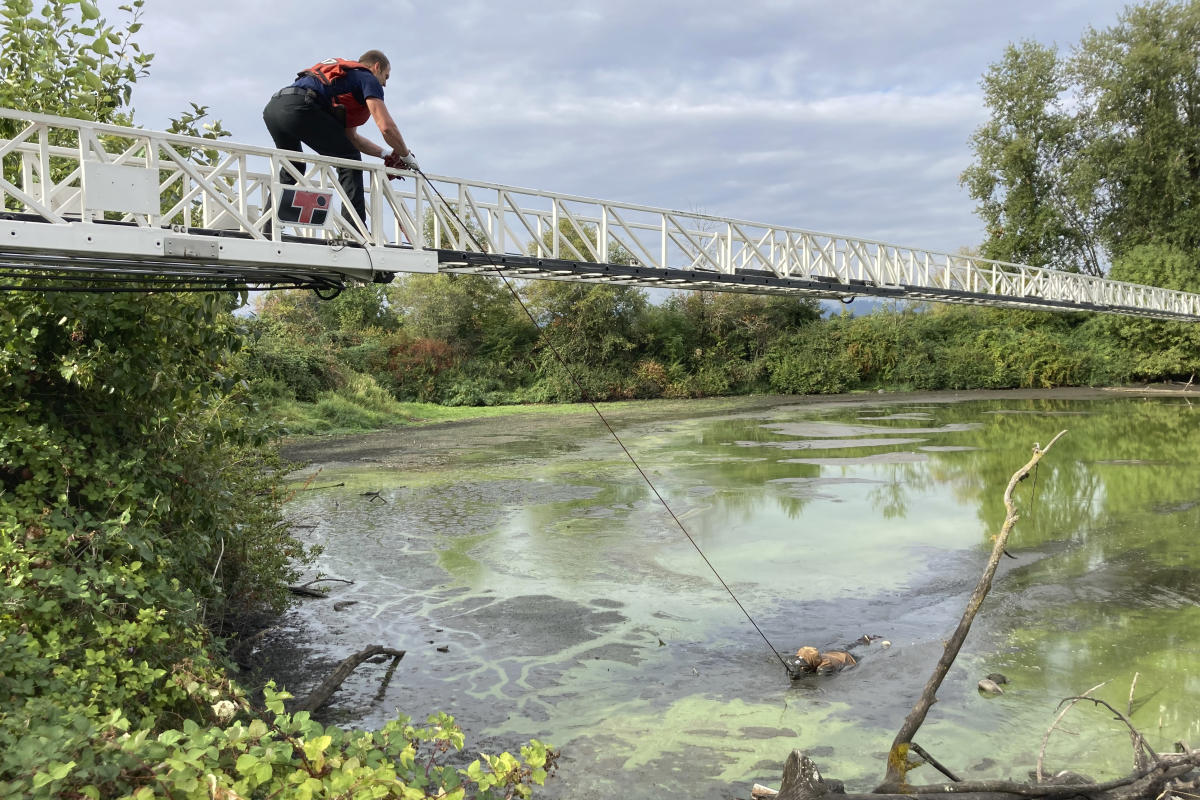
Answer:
[{"left": 298, "top": 58, "right": 373, "bottom": 128}]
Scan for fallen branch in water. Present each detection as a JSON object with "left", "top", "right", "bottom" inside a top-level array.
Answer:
[
  {"left": 291, "top": 644, "right": 406, "bottom": 714},
  {"left": 288, "top": 575, "right": 355, "bottom": 598},
  {"left": 771, "top": 747, "right": 1199, "bottom": 800},
  {"left": 1037, "top": 680, "right": 1107, "bottom": 781},
  {"left": 879, "top": 430, "right": 1068, "bottom": 790},
  {"left": 287, "top": 585, "right": 327, "bottom": 598}
]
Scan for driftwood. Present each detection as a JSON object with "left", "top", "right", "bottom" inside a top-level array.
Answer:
[
  {"left": 1036, "top": 681, "right": 1107, "bottom": 781},
  {"left": 880, "top": 431, "right": 1068, "bottom": 789},
  {"left": 770, "top": 748, "right": 1200, "bottom": 800},
  {"left": 292, "top": 644, "right": 405, "bottom": 713},
  {"left": 288, "top": 585, "right": 328, "bottom": 598},
  {"left": 287, "top": 575, "right": 356, "bottom": 598},
  {"left": 759, "top": 431, "right": 1200, "bottom": 800}
]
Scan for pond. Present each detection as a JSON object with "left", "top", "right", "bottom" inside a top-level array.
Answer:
[{"left": 272, "top": 389, "right": 1200, "bottom": 799}]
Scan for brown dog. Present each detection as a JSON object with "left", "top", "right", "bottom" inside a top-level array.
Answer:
[{"left": 794, "top": 646, "right": 857, "bottom": 674}]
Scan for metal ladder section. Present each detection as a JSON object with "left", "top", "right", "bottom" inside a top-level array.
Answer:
[{"left": 1, "top": 107, "right": 1199, "bottom": 319}]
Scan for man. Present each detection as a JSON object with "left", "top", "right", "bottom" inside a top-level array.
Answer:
[{"left": 262, "top": 49, "right": 417, "bottom": 225}]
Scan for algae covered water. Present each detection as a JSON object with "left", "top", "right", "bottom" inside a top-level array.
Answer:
[{"left": 274, "top": 390, "right": 1200, "bottom": 799}]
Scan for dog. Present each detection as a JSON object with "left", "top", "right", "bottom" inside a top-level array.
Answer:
[{"left": 794, "top": 645, "right": 857, "bottom": 675}]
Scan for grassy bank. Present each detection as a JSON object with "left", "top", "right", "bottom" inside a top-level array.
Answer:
[{"left": 266, "top": 372, "right": 591, "bottom": 435}]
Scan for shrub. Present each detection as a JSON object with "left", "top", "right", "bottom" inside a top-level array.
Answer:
[{"left": 765, "top": 321, "right": 860, "bottom": 394}]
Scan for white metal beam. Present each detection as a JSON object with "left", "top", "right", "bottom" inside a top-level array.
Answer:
[{"left": 0, "top": 107, "right": 1199, "bottom": 321}]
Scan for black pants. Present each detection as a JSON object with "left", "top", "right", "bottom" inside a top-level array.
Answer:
[{"left": 262, "top": 91, "right": 366, "bottom": 223}]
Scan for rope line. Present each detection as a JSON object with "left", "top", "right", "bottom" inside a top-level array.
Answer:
[{"left": 412, "top": 168, "right": 791, "bottom": 672}]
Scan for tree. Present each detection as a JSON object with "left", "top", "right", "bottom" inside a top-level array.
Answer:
[
  {"left": 964, "top": 2, "right": 1200, "bottom": 278},
  {"left": 961, "top": 41, "right": 1101, "bottom": 274},
  {"left": 523, "top": 280, "right": 646, "bottom": 362},
  {"left": 1072, "top": 0, "right": 1200, "bottom": 258},
  {"left": 1095, "top": 243, "right": 1200, "bottom": 380},
  {"left": 0, "top": 0, "right": 152, "bottom": 126},
  {"left": 516, "top": 220, "right": 649, "bottom": 400},
  {"left": 391, "top": 273, "right": 535, "bottom": 361},
  {"left": 652, "top": 291, "right": 820, "bottom": 363}
]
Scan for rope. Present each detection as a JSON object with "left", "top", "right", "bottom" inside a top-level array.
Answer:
[{"left": 410, "top": 167, "right": 791, "bottom": 673}]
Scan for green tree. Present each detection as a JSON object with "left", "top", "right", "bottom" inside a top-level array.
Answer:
[
  {"left": 651, "top": 291, "right": 819, "bottom": 362},
  {"left": 518, "top": 220, "right": 649, "bottom": 400},
  {"left": 392, "top": 273, "right": 534, "bottom": 360},
  {"left": 965, "top": 2, "right": 1200, "bottom": 275},
  {"left": 1072, "top": 0, "right": 1200, "bottom": 257},
  {"left": 385, "top": 273, "right": 538, "bottom": 404},
  {"left": 0, "top": 0, "right": 151, "bottom": 125},
  {"left": 961, "top": 40, "right": 1101, "bottom": 274},
  {"left": 1095, "top": 243, "right": 1200, "bottom": 380},
  {"left": 524, "top": 279, "right": 648, "bottom": 400}
]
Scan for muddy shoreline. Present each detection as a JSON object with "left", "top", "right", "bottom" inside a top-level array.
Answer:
[{"left": 279, "top": 387, "right": 1177, "bottom": 468}]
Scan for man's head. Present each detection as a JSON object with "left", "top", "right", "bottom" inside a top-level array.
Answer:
[{"left": 359, "top": 50, "right": 391, "bottom": 86}]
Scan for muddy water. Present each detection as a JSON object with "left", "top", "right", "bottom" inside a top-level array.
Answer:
[{"left": 272, "top": 390, "right": 1200, "bottom": 799}]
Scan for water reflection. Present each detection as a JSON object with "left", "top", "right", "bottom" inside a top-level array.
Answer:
[{"left": 279, "top": 393, "right": 1200, "bottom": 799}]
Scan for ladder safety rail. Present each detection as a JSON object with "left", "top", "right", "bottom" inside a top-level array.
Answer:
[{"left": 2, "top": 108, "right": 1200, "bottom": 320}]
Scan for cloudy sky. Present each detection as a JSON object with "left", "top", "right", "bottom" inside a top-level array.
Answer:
[{"left": 127, "top": 0, "right": 1134, "bottom": 256}]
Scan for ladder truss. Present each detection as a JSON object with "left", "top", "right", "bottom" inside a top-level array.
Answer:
[{"left": 1, "top": 107, "right": 1199, "bottom": 320}]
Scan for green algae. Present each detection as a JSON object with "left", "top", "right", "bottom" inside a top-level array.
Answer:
[{"left": 279, "top": 391, "right": 1200, "bottom": 799}]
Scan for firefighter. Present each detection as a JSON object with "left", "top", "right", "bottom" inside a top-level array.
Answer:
[{"left": 262, "top": 49, "right": 417, "bottom": 224}]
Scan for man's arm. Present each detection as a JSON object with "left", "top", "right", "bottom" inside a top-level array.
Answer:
[
  {"left": 346, "top": 127, "right": 385, "bottom": 157},
  {"left": 365, "top": 97, "right": 411, "bottom": 157}
]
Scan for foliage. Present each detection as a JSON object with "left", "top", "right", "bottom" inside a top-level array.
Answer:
[
  {"left": 960, "top": 40, "right": 1101, "bottom": 274},
  {"left": 0, "top": 285, "right": 316, "bottom": 787},
  {"left": 1092, "top": 243, "right": 1200, "bottom": 381},
  {"left": 644, "top": 291, "right": 819, "bottom": 364},
  {"left": 524, "top": 280, "right": 648, "bottom": 402},
  {"left": 0, "top": 0, "right": 151, "bottom": 125},
  {"left": 252, "top": 283, "right": 1190, "bottom": 419},
  {"left": 390, "top": 273, "right": 536, "bottom": 363},
  {"left": 964, "top": 0, "right": 1200, "bottom": 272},
  {"left": 1072, "top": 0, "right": 1200, "bottom": 257},
  {"left": 164, "top": 102, "right": 231, "bottom": 163},
  {"left": 3, "top": 681, "right": 555, "bottom": 799},
  {"left": 764, "top": 317, "right": 860, "bottom": 394}
]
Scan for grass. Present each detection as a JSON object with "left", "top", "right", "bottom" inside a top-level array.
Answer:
[
  {"left": 264, "top": 372, "right": 585, "bottom": 436},
  {"left": 261, "top": 371, "right": 801, "bottom": 439}
]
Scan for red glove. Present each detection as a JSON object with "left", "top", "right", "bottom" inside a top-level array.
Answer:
[{"left": 383, "top": 151, "right": 405, "bottom": 170}]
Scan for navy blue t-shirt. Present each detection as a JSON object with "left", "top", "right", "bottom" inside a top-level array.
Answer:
[{"left": 293, "top": 64, "right": 384, "bottom": 107}]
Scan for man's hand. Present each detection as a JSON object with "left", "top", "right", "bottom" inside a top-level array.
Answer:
[
  {"left": 399, "top": 152, "right": 420, "bottom": 171},
  {"left": 384, "top": 151, "right": 420, "bottom": 172}
]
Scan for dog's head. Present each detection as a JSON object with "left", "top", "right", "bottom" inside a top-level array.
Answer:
[{"left": 795, "top": 646, "right": 821, "bottom": 669}]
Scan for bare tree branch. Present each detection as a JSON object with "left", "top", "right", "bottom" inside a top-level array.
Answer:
[
  {"left": 1127, "top": 673, "right": 1149, "bottom": 773},
  {"left": 1056, "top": 696, "right": 1159, "bottom": 767},
  {"left": 291, "top": 644, "right": 405, "bottom": 714},
  {"left": 879, "top": 431, "right": 1069, "bottom": 791},
  {"left": 1038, "top": 681, "right": 1107, "bottom": 781}
]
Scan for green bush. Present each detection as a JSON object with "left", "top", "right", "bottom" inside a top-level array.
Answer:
[
  {"left": 243, "top": 322, "right": 342, "bottom": 403},
  {"left": 3, "top": 682, "right": 555, "bottom": 800},
  {"left": 765, "top": 320, "right": 860, "bottom": 394},
  {"left": 0, "top": 287, "right": 307, "bottom": 785},
  {"left": 0, "top": 287, "right": 556, "bottom": 798}
]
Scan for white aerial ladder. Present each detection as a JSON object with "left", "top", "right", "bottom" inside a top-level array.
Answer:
[{"left": 2, "top": 107, "right": 1199, "bottom": 320}]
